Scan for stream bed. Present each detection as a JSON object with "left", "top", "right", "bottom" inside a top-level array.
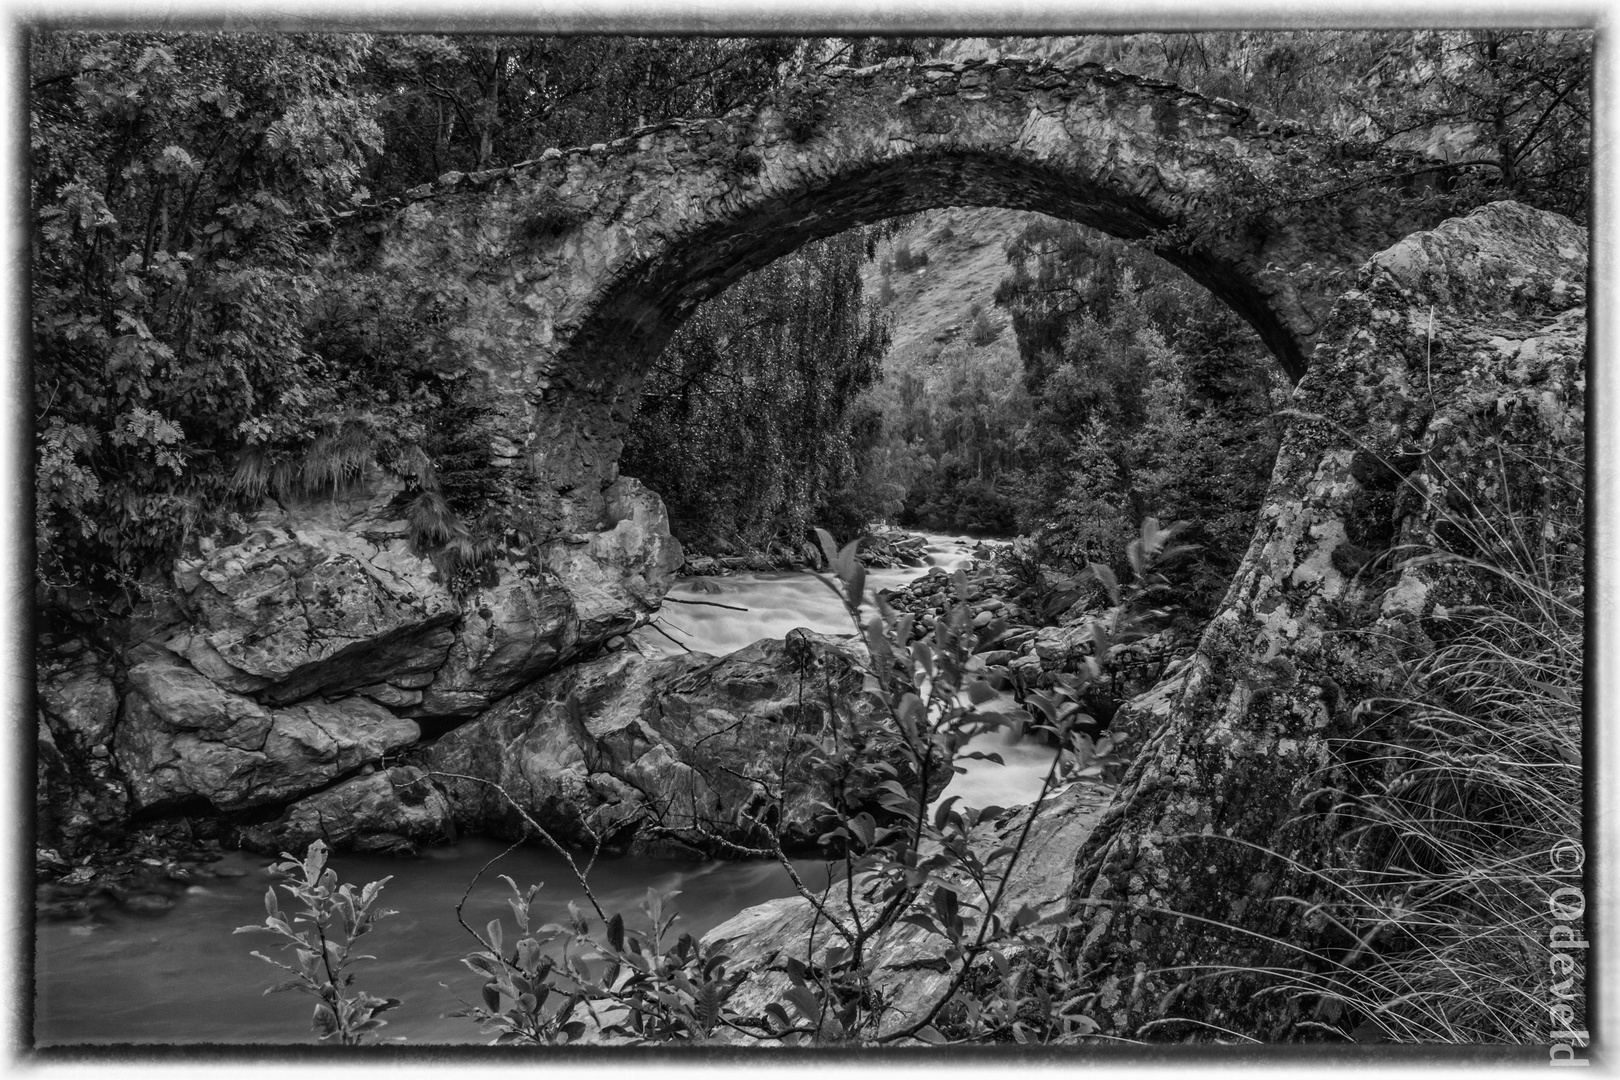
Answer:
[{"left": 36, "top": 533, "right": 1055, "bottom": 1045}]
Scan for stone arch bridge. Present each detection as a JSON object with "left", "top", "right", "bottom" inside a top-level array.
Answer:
[{"left": 332, "top": 54, "right": 1439, "bottom": 537}]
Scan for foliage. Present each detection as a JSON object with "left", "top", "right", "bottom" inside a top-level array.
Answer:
[
  {"left": 864, "top": 338, "right": 1032, "bottom": 537},
  {"left": 892, "top": 240, "right": 928, "bottom": 272},
  {"left": 448, "top": 874, "right": 748, "bottom": 1045},
  {"left": 436, "top": 520, "right": 1188, "bottom": 1047},
  {"left": 31, "top": 32, "right": 385, "bottom": 609},
  {"left": 234, "top": 839, "right": 402, "bottom": 1045},
  {"left": 621, "top": 229, "right": 892, "bottom": 556},
  {"left": 1104, "top": 31, "right": 1590, "bottom": 223}
]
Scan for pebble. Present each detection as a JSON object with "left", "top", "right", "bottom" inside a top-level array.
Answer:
[{"left": 121, "top": 893, "right": 176, "bottom": 915}]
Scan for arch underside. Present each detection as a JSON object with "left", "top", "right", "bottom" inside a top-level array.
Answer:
[{"left": 561, "top": 149, "right": 1306, "bottom": 403}]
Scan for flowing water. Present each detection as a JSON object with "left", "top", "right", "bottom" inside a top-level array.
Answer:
[{"left": 35, "top": 534, "right": 1054, "bottom": 1045}]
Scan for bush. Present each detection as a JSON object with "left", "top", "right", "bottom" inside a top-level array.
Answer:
[
  {"left": 967, "top": 304, "right": 1000, "bottom": 346},
  {"left": 893, "top": 241, "right": 928, "bottom": 272}
]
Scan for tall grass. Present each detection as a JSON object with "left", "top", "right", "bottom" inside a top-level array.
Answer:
[{"left": 1238, "top": 432, "right": 1583, "bottom": 1043}]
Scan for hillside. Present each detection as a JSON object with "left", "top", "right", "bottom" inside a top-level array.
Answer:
[{"left": 862, "top": 205, "right": 1049, "bottom": 379}]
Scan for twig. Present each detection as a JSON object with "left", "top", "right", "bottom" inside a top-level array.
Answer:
[
  {"left": 881, "top": 728, "right": 1070, "bottom": 1044},
  {"left": 642, "top": 619, "right": 692, "bottom": 651},
  {"left": 453, "top": 839, "right": 527, "bottom": 949},
  {"left": 665, "top": 596, "right": 749, "bottom": 612},
  {"left": 428, "top": 770, "right": 609, "bottom": 922}
]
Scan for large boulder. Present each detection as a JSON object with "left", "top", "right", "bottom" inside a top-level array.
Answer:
[
  {"left": 169, "top": 478, "right": 459, "bottom": 706},
  {"left": 428, "top": 629, "right": 895, "bottom": 854},
  {"left": 700, "top": 781, "right": 1114, "bottom": 1042},
  {"left": 114, "top": 650, "right": 420, "bottom": 812},
  {"left": 166, "top": 470, "right": 681, "bottom": 721},
  {"left": 538, "top": 476, "right": 685, "bottom": 642},
  {"left": 1058, "top": 201, "right": 1586, "bottom": 1039},
  {"left": 239, "top": 766, "right": 456, "bottom": 855}
]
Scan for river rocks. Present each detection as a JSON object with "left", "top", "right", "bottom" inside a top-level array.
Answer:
[
  {"left": 856, "top": 528, "right": 930, "bottom": 568},
  {"left": 239, "top": 766, "right": 456, "bottom": 855},
  {"left": 115, "top": 651, "right": 420, "bottom": 812},
  {"left": 429, "top": 630, "right": 897, "bottom": 853},
  {"left": 700, "top": 780, "right": 1114, "bottom": 1042}
]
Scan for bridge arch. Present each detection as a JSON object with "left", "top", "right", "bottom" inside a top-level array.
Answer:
[{"left": 349, "top": 55, "right": 1436, "bottom": 536}]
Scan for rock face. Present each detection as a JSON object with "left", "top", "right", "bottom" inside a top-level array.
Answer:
[
  {"left": 115, "top": 650, "right": 422, "bottom": 813},
  {"left": 44, "top": 466, "right": 682, "bottom": 851},
  {"left": 37, "top": 642, "right": 129, "bottom": 855},
  {"left": 428, "top": 630, "right": 896, "bottom": 854},
  {"left": 700, "top": 781, "right": 1114, "bottom": 1042},
  {"left": 1058, "top": 202, "right": 1586, "bottom": 1039},
  {"left": 335, "top": 56, "right": 1443, "bottom": 542}
]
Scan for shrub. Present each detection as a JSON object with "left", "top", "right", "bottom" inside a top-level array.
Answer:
[
  {"left": 893, "top": 241, "right": 928, "bottom": 272},
  {"left": 967, "top": 304, "right": 1000, "bottom": 346},
  {"left": 235, "top": 840, "right": 402, "bottom": 1045}
]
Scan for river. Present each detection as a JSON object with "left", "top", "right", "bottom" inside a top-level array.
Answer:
[{"left": 35, "top": 534, "right": 1054, "bottom": 1046}]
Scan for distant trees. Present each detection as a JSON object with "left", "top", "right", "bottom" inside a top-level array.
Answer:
[
  {"left": 621, "top": 230, "right": 893, "bottom": 556},
  {"left": 842, "top": 217, "right": 1283, "bottom": 616}
]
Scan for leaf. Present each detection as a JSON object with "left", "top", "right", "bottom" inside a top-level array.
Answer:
[
  {"left": 915, "top": 1024, "right": 947, "bottom": 1044},
  {"left": 847, "top": 812, "right": 876, "bottom": 849},
  {"left": 481, "top": 981, "right": 503, "bottom": 1011},
  {"left": 311, "top": 1002, "right": 338, "bottom": 1038},
  {"left": 485, "top": 918, "right": 503, "bottom": 954},
  {"left": 302, "top": 840, "right": 328, "bottom": 886},
  {"left": 814, "top": 527, "right": 839, "bottom": 570},
  {"left": 784, "top": 984, "right": 821, "bottom": 1021},
  {"left": 606, "top": 912, "right": 625, "bottom": 952},
  {"left": 515, "top": 937, "right": 544, "bottom": 975}
]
